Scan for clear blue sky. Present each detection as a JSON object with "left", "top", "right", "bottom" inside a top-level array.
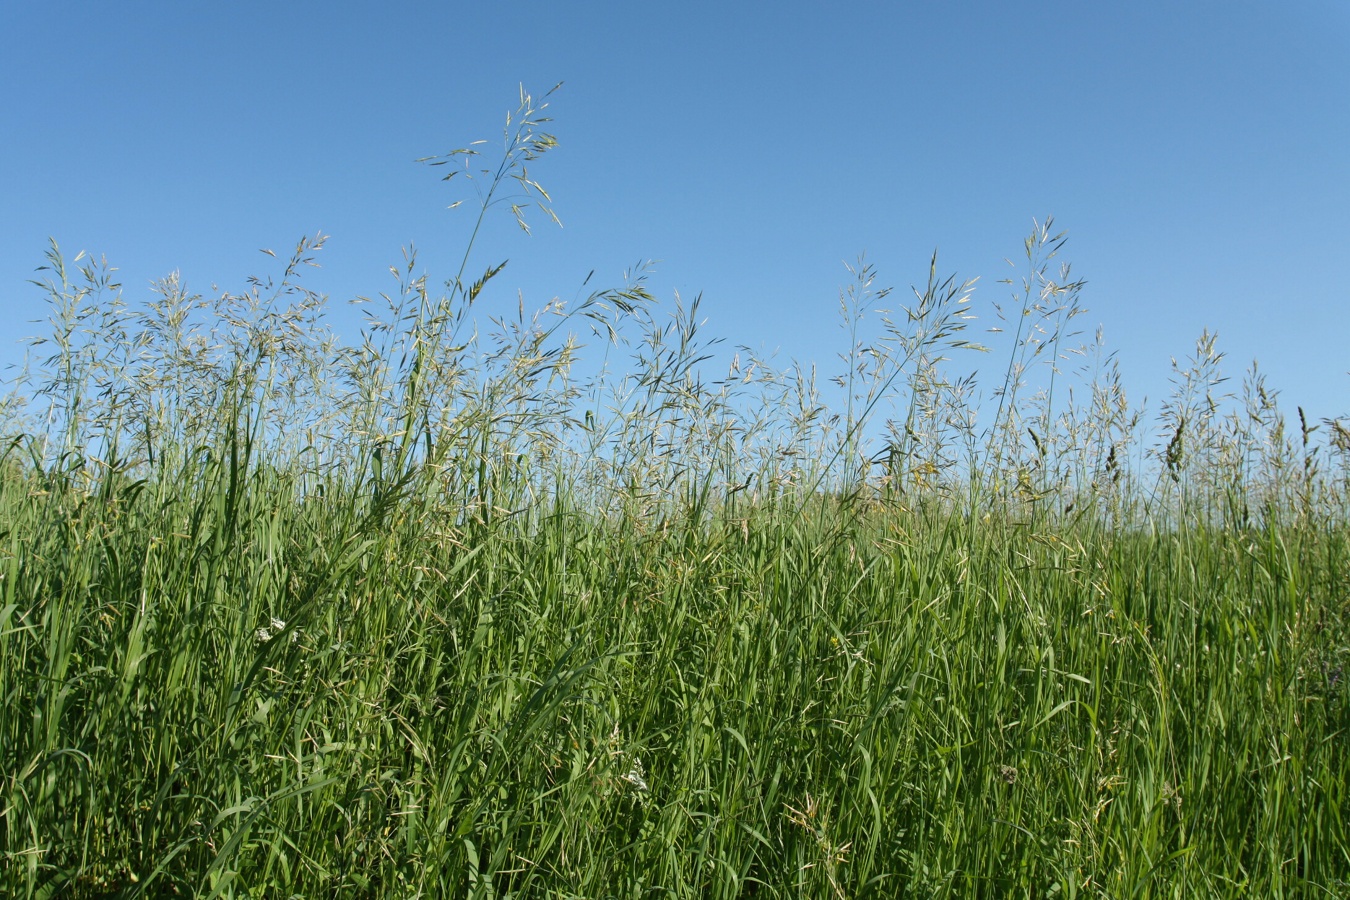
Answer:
[{"left": 3, "top": 2, "right": 1347, "bottom": 426}]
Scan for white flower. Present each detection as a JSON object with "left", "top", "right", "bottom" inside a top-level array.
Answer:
[
  {"left": 621, "top": 761, "right": 649, "bottom": 793},
  {"left": 256, "top": 618, "right": 288, "bottom": 644}
]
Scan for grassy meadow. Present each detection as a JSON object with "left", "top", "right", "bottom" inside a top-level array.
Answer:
[{"left": 2, "top": 89, "right": 1348, "bottom": 897}]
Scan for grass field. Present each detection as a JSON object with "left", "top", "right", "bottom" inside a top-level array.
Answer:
[{"left": 2, "top": 89, "right": 1347, "bottom": 897}]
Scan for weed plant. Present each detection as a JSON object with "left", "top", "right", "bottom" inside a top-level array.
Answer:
[{"left": 1, "top": 86, "right": 1347, "bottom": 898}]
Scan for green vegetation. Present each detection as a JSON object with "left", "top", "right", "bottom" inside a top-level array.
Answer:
[{"left": 2, "top": 87, "right": 1347, "bottom": 897}]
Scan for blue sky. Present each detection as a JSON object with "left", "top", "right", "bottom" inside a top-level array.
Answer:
[{"left": 3, "top": 1, "right": 1347, "bottom": 427}]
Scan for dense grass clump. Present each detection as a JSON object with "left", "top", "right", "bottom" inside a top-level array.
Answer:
[{"left": 2, "top": 87, "right": 1348, "bottom": 897}]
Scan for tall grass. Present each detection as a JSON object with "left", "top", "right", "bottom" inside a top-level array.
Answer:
[{"left": 1, "top": 86, "right": 1347, "bottom": 898}]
